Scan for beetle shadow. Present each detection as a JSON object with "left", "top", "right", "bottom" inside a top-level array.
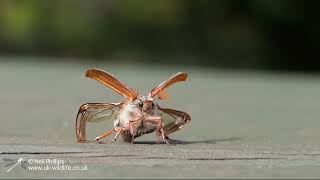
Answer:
[{"left": 134, "top": 137, "right": 242, "bottom": 145}]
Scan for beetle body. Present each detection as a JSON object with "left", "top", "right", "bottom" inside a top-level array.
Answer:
[{"left": 75, "top": 69, "right": 191, "bottom": 144}]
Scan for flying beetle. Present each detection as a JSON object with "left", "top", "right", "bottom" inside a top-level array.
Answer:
[{"left": 75, "top": 69, "right": 191, "bottom": 144}]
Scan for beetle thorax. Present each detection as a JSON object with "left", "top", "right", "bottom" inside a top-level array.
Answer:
[
  {"left": 115, "top": 95, "right": 157, "bottom": 128},
  {"left": 116, "top": 101, "right": 142, "bottom": 127}
]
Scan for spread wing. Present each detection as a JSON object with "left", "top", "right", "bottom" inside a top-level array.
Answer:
[
  {"left": 86, "top": 69, "right": 138, "bottom": 100},
  {"left": 75, "top": 102, "right": 122, "bottom": 142},
  {"left": 156, "top": 105, "right": 191, "bottom": 134},
  {"left": 148, "top": 72, "right": 187, "bottom": 99}
]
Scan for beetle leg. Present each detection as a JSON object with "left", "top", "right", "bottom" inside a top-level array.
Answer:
[
  {"left": 94, "top": 129, "right": 114, "bottom": 142},
  {"left": 129, "top": 121, "right": 137, "bottom": 144},
  {"left": 128, "top": 117, "right": 143, "bottom": 144},
  {"left": 144, "top": 116, "right": 169, "bottom": 144},
  {"left": 110, "top": 127, "right": 124, "bottom": 143}
]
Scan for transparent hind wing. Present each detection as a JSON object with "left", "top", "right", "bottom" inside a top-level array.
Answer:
[
  {"left": 157, "top": 105, "right": 191, "bottom": 134},
  {"left": 85, "top": 106, "right": 117, "bottom": 123},
  {"left": 75, "top": 102, "right": 121, "bottom": 142}
]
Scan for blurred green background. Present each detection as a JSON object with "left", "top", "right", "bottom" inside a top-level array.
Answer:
[{"left": 0, "top": 0, "right": 319, "bottom": 71}]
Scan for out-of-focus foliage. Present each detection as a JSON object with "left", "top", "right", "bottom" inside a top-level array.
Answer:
[{"left": 0, "top": 0, "right": 319, "bottom": 71}]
